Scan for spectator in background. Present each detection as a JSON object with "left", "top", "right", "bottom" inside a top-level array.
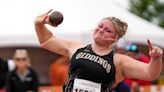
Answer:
[
  {"left": 125, "top": 43, "right": 152, "bottom": 92},
  {"left": 5, "top": 49, "right": 39, "bottom": 92},
  {"left": 0, "top": 57, "right": 15, "bottom": 92},
  {"left": 49, "top": 56, "right": 69, "bottom": 86},
  {"left": 0, "top": 57, "right": 8, "bottom": 90}
]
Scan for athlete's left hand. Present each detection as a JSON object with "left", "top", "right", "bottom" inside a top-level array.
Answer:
[{"left": 147, "top": 39, "right": 163, "bottom": 60}]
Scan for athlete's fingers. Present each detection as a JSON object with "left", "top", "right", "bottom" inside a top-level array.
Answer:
[
  {"left": 147, "top": 39, "right": 153, "bottom": 50},
  {"left": 149, "top": 45, "right": 163, "bottom": 59},
  {"left": 151, "top": 47, "right": 158, "bottom": 57},
  {"left": 46, "top": 9, "right": 53, "bottom": 15},
  {"left": 156, "top": 48, "right": 163, "bottom": 57}
]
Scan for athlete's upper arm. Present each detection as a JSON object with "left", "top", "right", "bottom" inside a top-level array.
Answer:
[
  {"left": 117, "top": 54, "right": 150, "bottom": 80},
  {"left": 41, "top": 36, "right": 84, "bottom": 57}
]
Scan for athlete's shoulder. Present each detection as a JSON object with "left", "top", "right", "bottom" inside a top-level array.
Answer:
[
  {"left": 69, "top": 43, "right": 88, "bottom": 59},
  {"left": 113, "top": 53, "right": 128, "bottom": 63}
]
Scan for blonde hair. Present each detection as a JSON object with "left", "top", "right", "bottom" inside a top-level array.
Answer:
[
  {"left": 13, "top": 49, "right": 31, "bottom": 67},
  {"left": 103, "top": 17, "right": 128, "bottom": 38}
]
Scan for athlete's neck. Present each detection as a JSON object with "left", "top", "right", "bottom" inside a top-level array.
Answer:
[{"left": 91, "top": 43, "right": 112, "bottom": 55}]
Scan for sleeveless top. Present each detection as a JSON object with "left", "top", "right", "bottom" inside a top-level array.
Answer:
[{"left": 63, "top": 44, "right": 116, "bottom": 92}]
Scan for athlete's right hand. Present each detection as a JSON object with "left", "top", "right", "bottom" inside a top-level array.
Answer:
[{"left": 34, "top": 9, "right": 53, "bottom": 25}]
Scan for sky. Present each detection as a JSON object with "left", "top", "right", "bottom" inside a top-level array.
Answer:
[
  {"left": 0, "top": 0, "right": 129, "bottom": 36},
  {"left": 113, "top": 0, "right": 129, "bottom": 9}
]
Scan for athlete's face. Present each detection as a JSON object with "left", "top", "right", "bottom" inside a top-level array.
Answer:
[{"left": 93, "top": 19, "right": 117, "bottom": 45}]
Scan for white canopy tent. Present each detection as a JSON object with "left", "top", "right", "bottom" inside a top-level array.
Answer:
[{"left": 0, "top": 0, "right": 164, "bottom": 48}]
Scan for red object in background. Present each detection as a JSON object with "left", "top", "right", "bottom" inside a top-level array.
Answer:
[
  {"left": 0, "top": 89, "right": 5, "bottom": 92},
  {"left": 49, "top": 56, "right": 69, "bottom": 86}
]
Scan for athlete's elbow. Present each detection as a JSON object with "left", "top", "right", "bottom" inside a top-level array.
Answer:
[
  {"left": 40, "top": 43, "right": 47, "bottom": 49},
  {"left": 150, "top": 73, "right": 161, "bottom": 81},
  {"left": 148, "top": 66, "right": 162, "bottom": 80},
  {"left": 146, "top": 71, "right": 161, "bottom": 81},
  {"left": 40, "top": 36, "right": 53, "bottom": 47},
  {"left": 40, "top": 41, "right": 49, "bottom": 50},
  {"left": 146, "top": 75, "right": 159, "bottom": 81},
  {"left": 37, "top": 32, "right": 54, "bottom": 45}
]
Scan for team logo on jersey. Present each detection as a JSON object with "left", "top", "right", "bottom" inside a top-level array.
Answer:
[{"left": 76, "top": 52, "right": 111, "bottom": 73}]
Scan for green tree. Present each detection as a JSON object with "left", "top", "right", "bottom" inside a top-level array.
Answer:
[{"left": 129, "top": 0, "right": 164, "bottom": 28}]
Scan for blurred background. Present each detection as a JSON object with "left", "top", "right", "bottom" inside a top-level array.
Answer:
[{"left": 0, "top": 0, "right": 163, "bottom": 92}]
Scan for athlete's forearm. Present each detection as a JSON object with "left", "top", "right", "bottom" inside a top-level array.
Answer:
[
  {"left": 34, "top": 9, "right": 54, "bottom": 44},
  {"left": 148, "top": 58, "right": 162, "bottom": 80},
  {"left": 35, "top": 23, "right": 53, "bottom": 44}
]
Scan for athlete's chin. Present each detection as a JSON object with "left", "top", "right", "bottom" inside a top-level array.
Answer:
[
  {"left": 106, "top": 38, "right": 116, "bottom": 42},
  {"left": 94, "top": 37, "right": 115, "bottom": 43},
  {"left": 93, "top": 37, "right": 102, "bottom": 42},
  {"left": 94, "top": 39, "right": 116, "bottom": 46},
  {"left": 94, "top": 39, "right": 106, "bottom": 45}
]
